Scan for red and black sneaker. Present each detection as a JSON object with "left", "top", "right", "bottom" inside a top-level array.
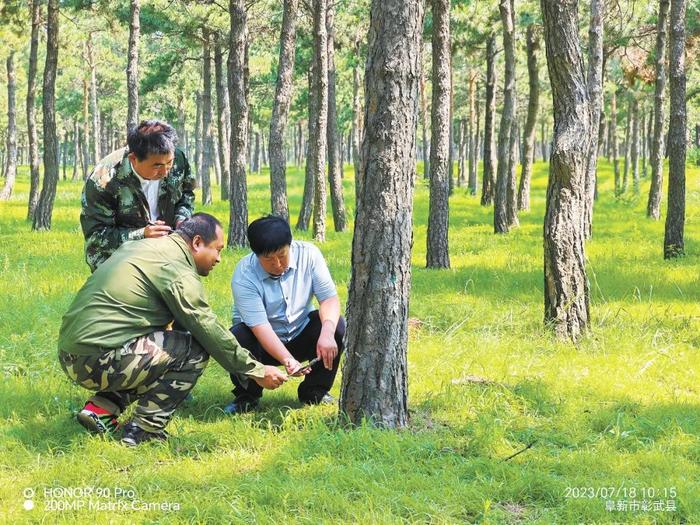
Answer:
[{"left": 76, "top": 402, "right": 120, "bottom": 435}]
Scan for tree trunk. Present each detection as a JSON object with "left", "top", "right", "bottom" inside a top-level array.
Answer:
[
  {"left": 228, "top": 0, "right": 249, "bottom": 247},
  {"left": 311, "top": 0, "right": 329, "bottom": 242},
  {"left": 296, "top": 67, "right": 315, "bottom": 231},
  {"left": 0, "top": 53, "right": 18, "bottom": 201},
  {"left": 631, "top": 96, "right": 640, "bottom": 193},
  {"left": 32, "top": 0, "right": 60, "bottom": 231},
  {"left": 506, "top": 118, "right": 519, "bottom": 227},
  {"left": 61, "top": 129, "right": 68, "bottom": 181},
  {"left": 252, "top": 130, "right": 260, "bottom": 173},
  {"left": 426, "top": 0, "right": 450, "bottom": 268},
  {"left": 663, "top": 0, "right": 687, "bottom": 259},
  {"left": 82, "top": 79, "right": 90, "bottom": 178},
  {"left": 481, "top": 34, "right": 497, "bottom": 206},
  {"left": 467, "top": 71, "right": 478, "bottom": 194},
  {"left": 419, "top": 59, "right": 429, "bottom": 179},
  {"left": 352, "top": 38, "right": 363, "bottom": 190},
  {"left": 200, "top": 28, "right": 214, "bottom": 205},
  {"left": 583, "top": 0, "right": 603, "bottom": 237},
  {"left": 326, "top": 4, "right": 346, "bottom": 232},
  {"left": 622, "top": 93, "right": 632, "bottom": 192},
  {"left": 268, "top": 0, "right": 297, "bottom": 221},
  {"left": 494, "top": 0, "right": 517, "bottom": 233},
  {"left": 339, "top": 0, "right": 422, "bottom": 429},
  {"left": 517, "top": 24, "right": 540, "bottom": 212},
  {"left": 126, "top": 0, "right": 140, "bottom": 131},
  {"left": 541, "top": 0, "right": 591, "bottom": 341},
  {"left": 72, "top": 120, "right": 80, "bottom": 181},
  {"left": 611, "top": 88, "right": 620, "bottom": 193},
  {"left": 26, "top": 0, "right": 41, "bottom": 219},
  {"left": 87, "top": 33, "right": 100, "bottom": 163},
  {"left": 647, "top": 0, "right": 669, "bottom": 219},
  {"left": 457, "top": 119, "right": 465, "bottom": 186},
  {"left": 194, "top": 91, "right": 202, "bottom": 185},
  {"left": 214, "top": 37, "right": 231, "bottom": 201}
]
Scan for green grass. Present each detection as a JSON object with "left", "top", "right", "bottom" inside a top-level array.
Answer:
[{"left": 0, "top": 159, "right": 698, "bottom": 524}]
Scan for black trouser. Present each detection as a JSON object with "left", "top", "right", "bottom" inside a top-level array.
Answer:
[{"left": 230, "top": 311, "right": 345, "bottom": 403}]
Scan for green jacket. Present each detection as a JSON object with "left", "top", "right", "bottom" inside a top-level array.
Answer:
[
  {"left": 80, "top": 147, "right": 195, "bottom": 272},
  {"left": 58, "top": 234, "right": 265, "bottom": 381}
]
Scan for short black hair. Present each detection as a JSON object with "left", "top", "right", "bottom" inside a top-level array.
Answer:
[
  {"left": 127, "top": 120, "right": 178, "bottom": 161},
  {"left": 247, "top": 216, "right": 292, "bottom": 255},
  {"left": 176, "top": 213, "right": 222, "bottom": 244}
]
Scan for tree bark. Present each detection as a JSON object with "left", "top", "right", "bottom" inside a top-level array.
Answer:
[
  {"left": 583, "top": 0, "right": 603, "bottom": 237},
  {"left": 0, "top": 53, "right": 18, "bottom": 201},
  {"left": 631, "top": 96, "right": 640, "bottom": 193},
  {"left": 611, "top": 88, "right": 620, "bottom": 194},
  {"left": 494, "top": 0, "right": 517, "bottom": 233},
  {"left": 517, "top": 24, "right": 540, "bottom": 212},
  {"left": 200, "top": 28, "right": 214, "bottom": 205},
  {"left": 541, "top": 0, "right": 591, "bottom": 341},
  {"left": 214, "top": 37, "right": 231, "bottom": 201},
  {"left": 352, "top": 37, "right": 363, "bottom": 190},
  {"left": 26, "top": 0, "right": 41, "bottom": 218},
  {"left": 419, "top": 58, "right": 429, "bottom": 179},
  {"left": 72, "top": 120, "right": 80, "bottom": 182},
  {"left": 481, "top": 34, "right": 497, "bottom": 206},
  {"left": 269, "top": 0, "right": 298, "bottom": 221},
  {"left": 81, "top": 79, "right": 90, "bottom": 178},
  {"left": 426, "top": 0, "right": 451, "bottom": 268},
  {"left": 310, "top": 0, "right": 328, "bottom": 242},
  {"left": 87, "top": 33, "right": 100, "bottom": 163},
  {"left": 326, "top": 3, "right": 346, "bottom": 232},
  {"left": 457, "top": 119, "right": 466, "bottom": 186},
  {"left": 32, "top": 0, "right": 60, "bottom": 231},
  {"left": 663, "top": 0, "right": 687, "bottom": 259},
  {"left": 622, "top": 93, "right": 632, "bottom": 192},
  {"left": 194, "top": 91, "right": 202, "bottom": 184},
  {"left": 297, "top": 67, "right": 315, "bottom": 231},
  {"left": 339, "top": 0, "right": 422, "bottom": 428},
  {"left": 126, "top": 0, "right": 140, "bottom": 131},
  {"left": 228, "top": 0, "right": 249, "bottom": 247},
  {"left": 647, "top": 0, "right": 669, "bottom": 219},
  {"left": 467, "top": 71, "right": 478, "bottom": 193}
]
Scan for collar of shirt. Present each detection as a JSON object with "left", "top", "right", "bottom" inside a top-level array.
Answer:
[
  {"left": 170, "top": 233, "right": 197, "bottom": 269},
  {"left": 252, "top": 242, "right": 298, "bottom": 281}
]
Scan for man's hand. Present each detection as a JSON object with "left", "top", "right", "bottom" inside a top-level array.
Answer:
[
  {"left": 144, "top": 220, "right": 172, "bottom": 238},
  {"left": 283, "top": 357, "right": 310, "bottom": 377},
  {"left": 252, "top": 365, "right": 288, "bottom": 389},
  {"left": 317, "top": 332, "right": 338, "bottom": 370}
]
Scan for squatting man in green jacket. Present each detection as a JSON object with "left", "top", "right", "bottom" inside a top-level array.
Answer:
[{"left": 58, "top": 213, "right": 288, "bottom": 446}]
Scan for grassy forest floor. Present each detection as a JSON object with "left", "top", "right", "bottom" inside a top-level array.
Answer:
[{"left": 0, "top": 159, "right": 698, "bottom": 524}]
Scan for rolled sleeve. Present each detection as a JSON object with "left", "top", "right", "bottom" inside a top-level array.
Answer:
[
  {"left": 231, "top": 269, "right": 269, "bottom": 328},
  {"left": 309, "top": 245, "right": 337, "bottom": 302}
]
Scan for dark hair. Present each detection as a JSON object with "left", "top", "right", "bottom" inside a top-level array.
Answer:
[
  {"left": 127, "top": 120, "right": 178, "bottom": 161},
  {"left": 176, "top": 213, "right": 222, "bottom": 244},
  {"left": 247, "top": 215, "right": 292, "bottom": 255}
]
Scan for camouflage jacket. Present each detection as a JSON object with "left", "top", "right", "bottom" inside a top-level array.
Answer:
[{"left": 80, "top": 147, "right": 195, "bottom": 272}]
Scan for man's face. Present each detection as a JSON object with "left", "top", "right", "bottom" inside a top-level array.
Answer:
[
  {"left": 128, "top": 151, "right": 175, "bottom": 181},
  {"left": 258, "top": 245, "right": 290, "bottom": 277},
  {"left": 192, "top": 226, "right": 224, "bottom": 276}
]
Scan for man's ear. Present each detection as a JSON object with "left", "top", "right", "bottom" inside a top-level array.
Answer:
[
  {"left": 127, "top": 152, "right": 136, "bottom": 162},
  {"left": 191, "top": 234, "right": 204, "bottom": 252}
]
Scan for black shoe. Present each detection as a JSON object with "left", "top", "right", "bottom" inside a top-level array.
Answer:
[
  {"left": 121, "top": 422, "right": 168, "bottom": 447},
  {"left": 300, "top": 393, "right": 335, "bottom": 406},
  {"left": 223, "top": 398, "right": 259, "bottom": 415}
]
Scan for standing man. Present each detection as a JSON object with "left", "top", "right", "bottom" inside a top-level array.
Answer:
[
  {"left": 225, "top": 216, "right": 345, "bottom": 414},
  {"left": 80, "top": 120, "right": 195, "bottom": 272},
  {"left": 58, "top": 213, "right": 288, "bottom": 446}
]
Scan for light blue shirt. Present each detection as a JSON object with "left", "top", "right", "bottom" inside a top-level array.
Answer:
[{"left": 231, "top": 241, "right": 337, "bottom": 342}]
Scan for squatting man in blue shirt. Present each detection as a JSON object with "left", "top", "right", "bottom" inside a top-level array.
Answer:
[{"left": 224, "top": 215, "right": 345, "bottom": 414}]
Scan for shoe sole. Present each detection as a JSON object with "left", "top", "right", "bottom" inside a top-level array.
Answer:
[{"left": 77, "top": 410, "right": 109, "bottom": 434}]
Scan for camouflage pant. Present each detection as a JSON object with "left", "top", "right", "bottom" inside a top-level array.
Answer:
[{"left": 59, "top": 331, "right": 208, "bottom": 432}]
